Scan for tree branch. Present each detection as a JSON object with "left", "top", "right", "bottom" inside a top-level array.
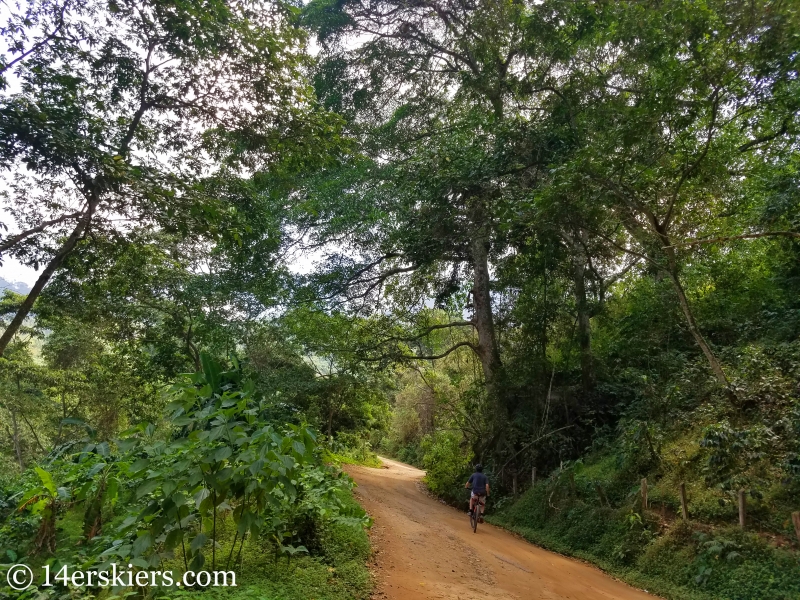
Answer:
[
  {"left": 0, "top": 201, "right": 96, "bottom": 356},
  {"left": 601, "top": 257, "right": 642, "bottom": 292},
  {"left": 117, "top": 40, "right": 156, "bottom": 156},
  {"left": 376, "top": 321, "right": 474, "bottom": 346},
  {"left": 499, "top": 425, "right": 574, "bottom": 472},
  {"left": 359, "top": 321, "right": 475, "bottom": 354},
  {"left": 327, "top": 264, "right": 417, "bottom": 302},
  {"left": 738, "top": 118, "right": 791, "bottom": 152},
  {"left": 19, "top": 411, "right": 45, "bottom": 453},
  {"left": 0, "top": 3, "right": 67, "bottom": 76},
  {"left": 318, "top": 254, "right": 405, "bottom": 300},
  {"left": 360, "top": 340, "right": 477, "bottom": 362},
  {"left": 665, "top": 231, "right": 800, "bottom": 248},
  {"left": 0, "top": 212, "right": 83, "bottom": 254},
  {"left": 664, "top": 87, "right": 719, "bottom": 228}
]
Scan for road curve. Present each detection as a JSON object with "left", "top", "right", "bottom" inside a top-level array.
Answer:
[{"left": 346, "top": 457, "right": 657, "bottom": 600}]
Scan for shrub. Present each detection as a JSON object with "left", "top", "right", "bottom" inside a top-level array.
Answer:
[{"left": 420, "top": 431, "right": 472, "bottom": 505}]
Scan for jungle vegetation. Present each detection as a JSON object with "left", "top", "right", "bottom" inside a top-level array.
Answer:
[{"left": 0, "top": 0, "right": 799, "bottom": 598}]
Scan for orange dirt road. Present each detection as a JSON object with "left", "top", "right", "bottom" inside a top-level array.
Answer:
[{"left": 346, "top": 457, "right": 657, "bottom": 600}]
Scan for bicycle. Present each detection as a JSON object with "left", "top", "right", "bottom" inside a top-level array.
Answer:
[{"left": 469, "top": 495, "right": 486, "bottom": 533}]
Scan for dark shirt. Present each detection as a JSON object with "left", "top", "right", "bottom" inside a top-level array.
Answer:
[{"left": 468, "top": 472, "right": 488, "bottom": 495}]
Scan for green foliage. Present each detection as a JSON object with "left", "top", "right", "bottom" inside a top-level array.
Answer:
[
  {"left": 699, "top": 421, "right": 775, "bottom": 490},
  {"left": 0, "top": 490, "right": 372, "bottom": 600},
  {"left": 90, "top": 355, "right": 367, "bottom": 570},
  {"left": 0, "top": 356, "right": 372, "bottom": 598},
  {"left": 420, "top": 431, "right": 473, "bottom": 505},
  {"left": 2, "top": 1, "right": 800, "bottom": 599},
  {"left": 158, "top": 501, "right": 373, "bottom": 600},
  {"left": 492, "top": 482, "right": 800, "bottom": 600},
  {"left": 325, "top": 432, "right": 382, "bottom": 468}
]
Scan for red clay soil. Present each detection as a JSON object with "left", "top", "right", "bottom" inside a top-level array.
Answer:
[{"left": 346, "top": 457, "right": 658, "bottom": 600}]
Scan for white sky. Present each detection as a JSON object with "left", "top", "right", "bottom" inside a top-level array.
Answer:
[
  {"left": 0, "top": 247, "right": 326, "bottom": 287},
  {"left": 0, "top": 256, "right": 36, "bottom": 285}
]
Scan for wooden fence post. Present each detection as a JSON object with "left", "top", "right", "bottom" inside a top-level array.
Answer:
[
  {"left": 679, "top": 482, "right": 688, "bottom": 520},
  {"left": 532, "top": 467, "right": 536, "bottom": 487},
  {"left": 641, "top": 478, "right": 648, "bottom": 510},
  {"left": 791, "top": 512, "right": 800, "bottom": 544},
  {"left": 738, "top": 489, "right": 746, "bottom": 528}
]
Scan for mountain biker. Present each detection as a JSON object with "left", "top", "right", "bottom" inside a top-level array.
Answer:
[{"left": 465, "top": 463, "right": 490, "bottom": 516}]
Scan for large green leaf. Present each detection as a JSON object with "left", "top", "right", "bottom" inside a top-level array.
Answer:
[
  {"left": 136, "top": 479, "right": 161, "bottom": 499},
  {"left": 201, "top": 352, "right": 222, "bottom": 393},
  {"left": 131, "top": 532, "right": 153, "bottom": 557},
  {"left": 164, "top": 528, "right": 184, "bottom": 551},
  {"left": 190, "top": 532, "right": 207, "bottom": 553},
  {"left": 35, "top": 467, "right": 57, "bottom": 496}
]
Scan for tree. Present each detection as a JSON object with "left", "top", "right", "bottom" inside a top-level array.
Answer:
[
  {"left": 550, "top": 0, "right": 799, "bottom": 389},
  {"left": 0, "top": 0, "right": 330, "bottom": 354},
  {"left": 301, "top": 0, "right": 582, "bottom": 427},
  {"left": 281, "top": 307, "right": 391, "bottom": 439},
  {"left": 0, "top": 291, "right": 48, "bottom": 468}
]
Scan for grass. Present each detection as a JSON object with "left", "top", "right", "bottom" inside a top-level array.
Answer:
[{"left": 324, "top": 450, "right": 383, "bottom": 469}]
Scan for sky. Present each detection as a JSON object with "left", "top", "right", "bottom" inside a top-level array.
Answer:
[
  {"left": 0, "top": 256, "right": 37, "bottom": 286},
  {"left": 0, "top": 245, "right": 326, "bottom": 288}
]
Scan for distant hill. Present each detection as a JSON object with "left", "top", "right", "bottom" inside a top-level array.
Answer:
[{"left": 0, "top": 277, "right": 32, "bottom": 294}]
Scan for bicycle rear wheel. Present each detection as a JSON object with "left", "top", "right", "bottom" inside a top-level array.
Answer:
[{"left": 470, "top": 502, "right": 478, "bottom": 532}]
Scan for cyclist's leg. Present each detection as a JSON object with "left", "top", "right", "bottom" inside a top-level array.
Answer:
[{"left": 469, "top": 491, "right": 479, "bottom": 513}]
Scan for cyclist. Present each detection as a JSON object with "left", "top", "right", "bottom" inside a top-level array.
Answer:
[{"left": 465, "top": 463, "right": 490, "bottom": 516}]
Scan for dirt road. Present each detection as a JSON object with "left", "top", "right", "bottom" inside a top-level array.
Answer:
[{"left": 346, "top": 457, "right": 656, "bottom": 600}]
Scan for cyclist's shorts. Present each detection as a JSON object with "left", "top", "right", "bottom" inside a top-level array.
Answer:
[{"left": 471, "top": 491, "right": 487, "bottom": 498}]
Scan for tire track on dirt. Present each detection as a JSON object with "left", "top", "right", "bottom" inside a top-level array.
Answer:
[{"left": 346, "top": 457, "right": 657, "bottom": 600}]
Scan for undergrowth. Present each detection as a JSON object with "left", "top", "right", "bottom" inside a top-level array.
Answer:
[
  {"left": 488, "top": 464, "right": 800, "bottom": 600},
  {"left": 161, "top": 492, "right": 372, "bottom": 600},
  {"left": 0, "top": 357, "right": 375, "bottom": 600},
  {"left": 325, "top": 432, "right": 383, "bottom": 468},
  {"left": 0, "top": 491, "right": 372, "bottom": 600}
]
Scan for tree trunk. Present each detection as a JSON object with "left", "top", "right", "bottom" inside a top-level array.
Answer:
[
  {"left": 468, "top": 198, "right": 507, "bottom": 452},
  {"left": 470, "top": 212, "right": 502, "bottom": 390},
  {"left": 541, "top": 251, "right": 548, "bottom": 365},
  {"left": 185, "top": 322, "right": 201, "bottom": 372},
  {"left": 572, "top": 248, "right": 595, "bottom": 393},
  {"left": 641, "top": 218, "right": 730, "bottom": 390},
  {"left": 11, "top": 409, "right": 23, "bottom": 469},
  {"left": 667, "top": 270, "right": 729, "bottom": 387},
  {"left": 662, "top": 246, "right": 730, "bottom": 388},
  {"left": 0, "top": 208, "right": 93, "bottom": 356}
]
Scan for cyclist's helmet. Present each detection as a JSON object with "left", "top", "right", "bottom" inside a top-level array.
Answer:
[{"left": 475, "top": 464, "right": 483, "bottom": 472}]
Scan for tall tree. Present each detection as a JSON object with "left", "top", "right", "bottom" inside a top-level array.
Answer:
[
  {"left": 0, "top": 0, "right": 329, "bottom": 354},
  {"left": 302, "top": 0, "right": 581, "bottom": 427},
  {"left": 554, "top": 0, "right": 799, "bottom": 389}
]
